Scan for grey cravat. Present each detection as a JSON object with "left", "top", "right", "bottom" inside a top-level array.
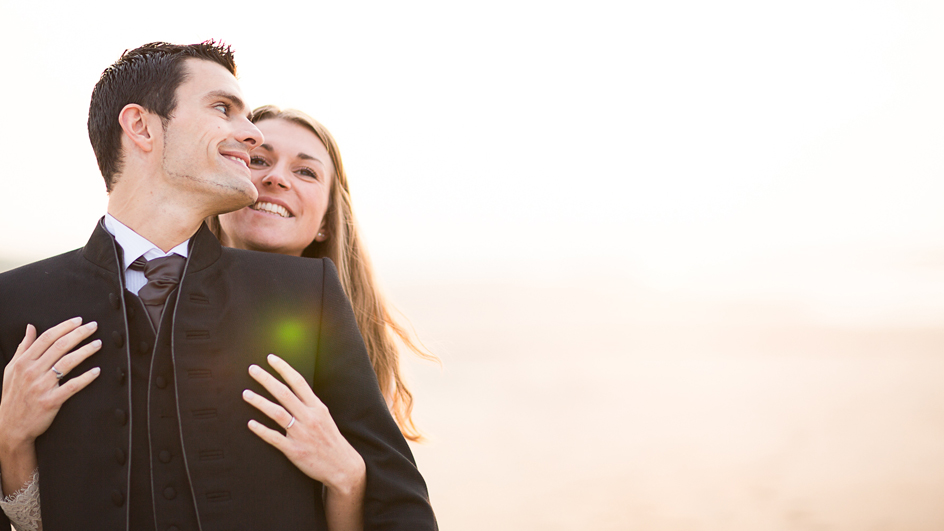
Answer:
[{"left": 131, "top": 255, "right": 186, "bottom": 330}]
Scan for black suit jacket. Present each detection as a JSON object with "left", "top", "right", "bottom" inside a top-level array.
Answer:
[{"left": 0, "top": 221, "right": 436, "bottom": 530}]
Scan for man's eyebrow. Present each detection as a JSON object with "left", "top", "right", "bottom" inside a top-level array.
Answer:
[{"left": 205, "top": 90, "right": 247, "bottom": 114}]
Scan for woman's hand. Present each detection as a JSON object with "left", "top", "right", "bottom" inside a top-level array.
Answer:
[
  {"left": 0, "top": 317, "right": 102, "bottom": 496},
  {"left": 243, "top": 354, "right": 366, "bottom": 496}
]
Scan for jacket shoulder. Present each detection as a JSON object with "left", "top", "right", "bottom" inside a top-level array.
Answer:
[
  {"left": 0, "top": 248, "right": 101, "bottom": 357},
  {"left": 218, "top": 247, "right": 327, "bottom": 278},
  {"left": 0, "top": 249, "right": 84, "bottom": 289}
]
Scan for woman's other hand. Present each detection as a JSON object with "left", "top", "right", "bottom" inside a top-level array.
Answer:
[
  {"left": 0, "top": 318, "right": 102, "bottom": 496},
  {"left": 243, "top": 354, "right": 367, "bottom": 496}
]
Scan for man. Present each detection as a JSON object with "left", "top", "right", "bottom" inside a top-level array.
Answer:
[{"left": 0, "top": 41, "right": 436, "bottom": 530}]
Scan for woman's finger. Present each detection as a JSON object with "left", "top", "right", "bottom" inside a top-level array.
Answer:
[
  {"left": 242, "top": 388, "right": 294, "bottom": 430},
  {"left": 248, "top": 364, "right": 304, "bottom": 415},
  {"left": 54, "top": 367, "right": 102, "bottom": 402},
  {"left": 36, "top": 321, "right": 98, "bottom": 372},
  {"left": 265, "top": 354, "right": 319, "bottom": 407},
  {"left": 247, "top": 419, "right": 289, "bottom": 452},
  {"left": 50, "top": 339, "right": 103, "bottom": 378},
  {"left": 24, "top": 317, "right": 83, "bottom": 361},
  {"left": 12, "top": 324, "right": 38, "bottom": 359},
  {"left": 4, "top": 325, "right": 35, "bottom": 390}
]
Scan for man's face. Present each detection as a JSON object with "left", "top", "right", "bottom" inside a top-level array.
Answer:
[{"left": 159, "top": 59, "right": 263, "bottom": 215}]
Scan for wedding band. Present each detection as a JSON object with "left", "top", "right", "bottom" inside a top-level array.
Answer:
[
  {"left": 286, "top": 416, "right": 296, "bottom": 429},
  {"left": 51, "top": 366, "right": 64, "bottom": 380}
]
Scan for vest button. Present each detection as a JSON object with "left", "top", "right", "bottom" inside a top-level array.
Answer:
[
  {"left": 109, "top": 293, "right": 120, "bottom": 309},
  {"left": 114, "top": 448, "right": 126, "bottom": 465},
  {"left": 159, "top": 450, "right": 172, "bottom": 464},
  {"left": 112, "top": 331, "right": 124, "bottom": 348},
  {"left": 114, "top": 409, "right": 127, "bottom": 426},
  {"left": 139, "top": 341, "right": 150, "bottom": 355},
  {"left": 127, "top": 304, "right": 135, "bottom": 319},
  {"left": 111, "top": 490, "right": 124, "bottom": 506},
  {"left": 163, "top": 486, "right": 177, "bottom": 500},
  {"left": 155, "top": 376, "right": 168, "bottom": 389},
  {"left": 116, "top": 367, "right": 126, "bottom": 384}
]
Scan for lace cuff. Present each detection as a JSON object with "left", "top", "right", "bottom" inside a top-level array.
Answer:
[{"left": 0, "top": 468, "right": 42, "bottom": 531}]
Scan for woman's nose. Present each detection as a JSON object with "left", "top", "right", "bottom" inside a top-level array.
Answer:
[{"left": 261, "top": 166, "right": 291, "bottom": 189}]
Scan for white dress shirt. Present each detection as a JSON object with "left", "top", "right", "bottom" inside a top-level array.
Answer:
[{"left": 103, "top": 214, "right": 189, "bottom": 295}]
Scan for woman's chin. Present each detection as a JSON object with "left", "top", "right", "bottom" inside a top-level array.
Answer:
[{"left": 220, "top": 213, "right": 311, "bottom": 257}]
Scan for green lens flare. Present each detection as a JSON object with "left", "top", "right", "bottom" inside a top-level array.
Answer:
[{"left": 275, "top": 319, "right": 306, "bottom": 350}]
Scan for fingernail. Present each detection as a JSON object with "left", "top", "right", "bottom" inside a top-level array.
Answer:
[
  {"left": 85, "top": 321, "right": 98, "bottom": 330},
  {"left": 71, "top": 316, "right": 83, "bottom": 325},
  {"left": 92, "top": 339, "right": 102, "bottom": 347},
  {"left": 248, "top": 364, "right": 260, "bottom": 375},
  {"left": 91, "top": 367, "right": 101, "bottom": 376},
  {"left": 242, "top": 389, "right": 255, "bottom": 399},
  {"left": 248, "top": 420, "right": 259, "bottom": 428},
  {"left": 267, "top": 354, "right": 277, "bottom": 362}
]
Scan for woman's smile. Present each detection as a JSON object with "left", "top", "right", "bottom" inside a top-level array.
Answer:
[{"left": 250, "top": 201, "right": 292, "bottom": 218}]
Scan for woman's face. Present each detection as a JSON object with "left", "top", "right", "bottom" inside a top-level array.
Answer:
[{"left": 219, "top": 119, "right": 334, "bottom": 256}]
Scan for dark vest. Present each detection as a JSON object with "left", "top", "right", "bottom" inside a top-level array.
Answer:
[{"left": 125, "top": 288, "right": 199, "bottom": 531}]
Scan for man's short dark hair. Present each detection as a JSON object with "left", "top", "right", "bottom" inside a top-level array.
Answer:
[{"left": 87, "top": 40, "right": 237, "bottom": 191}]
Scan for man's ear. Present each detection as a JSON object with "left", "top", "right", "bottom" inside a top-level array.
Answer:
[{"left": 117, "top": 104, "right": 157, "bottom": 153}]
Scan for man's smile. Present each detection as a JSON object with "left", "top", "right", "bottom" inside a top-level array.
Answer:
[{"left": 223, "top": 155, "right": 249, "bottom": 168}]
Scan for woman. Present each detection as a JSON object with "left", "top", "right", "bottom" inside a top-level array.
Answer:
[
  {"left": 215, "top": 105, "right": 434, "bottom": 442},
  {"left": 0, "top": 106, "right": 434, "bottom": 531}
]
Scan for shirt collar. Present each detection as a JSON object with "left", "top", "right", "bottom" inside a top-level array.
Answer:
[{"left": 103, "top": 213, "right": 189, "bottom": 271}]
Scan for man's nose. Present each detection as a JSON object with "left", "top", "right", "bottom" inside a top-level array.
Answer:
[{"left": 240, "top": 118, "right": 263, "bottom": 148}]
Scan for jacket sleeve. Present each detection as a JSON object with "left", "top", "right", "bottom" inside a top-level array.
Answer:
[
  {"left": 313, "top": 258, "right": 437, "bottom": 530},
  {"left": 0, "top": 344, "right": 10, "bottom": 530}
]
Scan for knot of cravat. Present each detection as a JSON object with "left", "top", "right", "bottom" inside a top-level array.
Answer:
[{"left": 131, "top": 255, "right": 186, "bottom": 330}]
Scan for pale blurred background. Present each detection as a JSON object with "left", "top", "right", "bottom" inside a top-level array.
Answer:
[{"left": 2, "top": 0, "right": 944, "bottom": 529}]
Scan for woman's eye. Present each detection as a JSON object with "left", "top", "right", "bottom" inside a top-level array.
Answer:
[
  {"left": 249, "top": 156, "right": 268, "bottom": 167},
  {"left": 297, "top": 168, "right": 317, "bottom": 179}
]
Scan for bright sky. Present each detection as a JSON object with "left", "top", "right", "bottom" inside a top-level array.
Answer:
[{"left": 2, "top": 0, "right": 943, "bottom": 323}]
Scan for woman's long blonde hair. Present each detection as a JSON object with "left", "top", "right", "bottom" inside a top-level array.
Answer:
[{"left": 211, "top": 105, "right": 435, "bottom": 441}]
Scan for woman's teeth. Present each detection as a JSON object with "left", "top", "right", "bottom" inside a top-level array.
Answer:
[{"left": 251, "top": 201, "right": 291, "bottom": 218}]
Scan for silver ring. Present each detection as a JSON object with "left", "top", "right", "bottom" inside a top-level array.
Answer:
[
  {"left": 286, "top": 416, "right": 296, "bottom": 429},
  {"left": 51, "top": 366, "right": 64, "bottom": 381}
]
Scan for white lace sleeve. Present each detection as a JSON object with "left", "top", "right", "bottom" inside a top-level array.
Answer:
[{"left": 0, "top": 468, "right": 42, "bottom": 531}]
